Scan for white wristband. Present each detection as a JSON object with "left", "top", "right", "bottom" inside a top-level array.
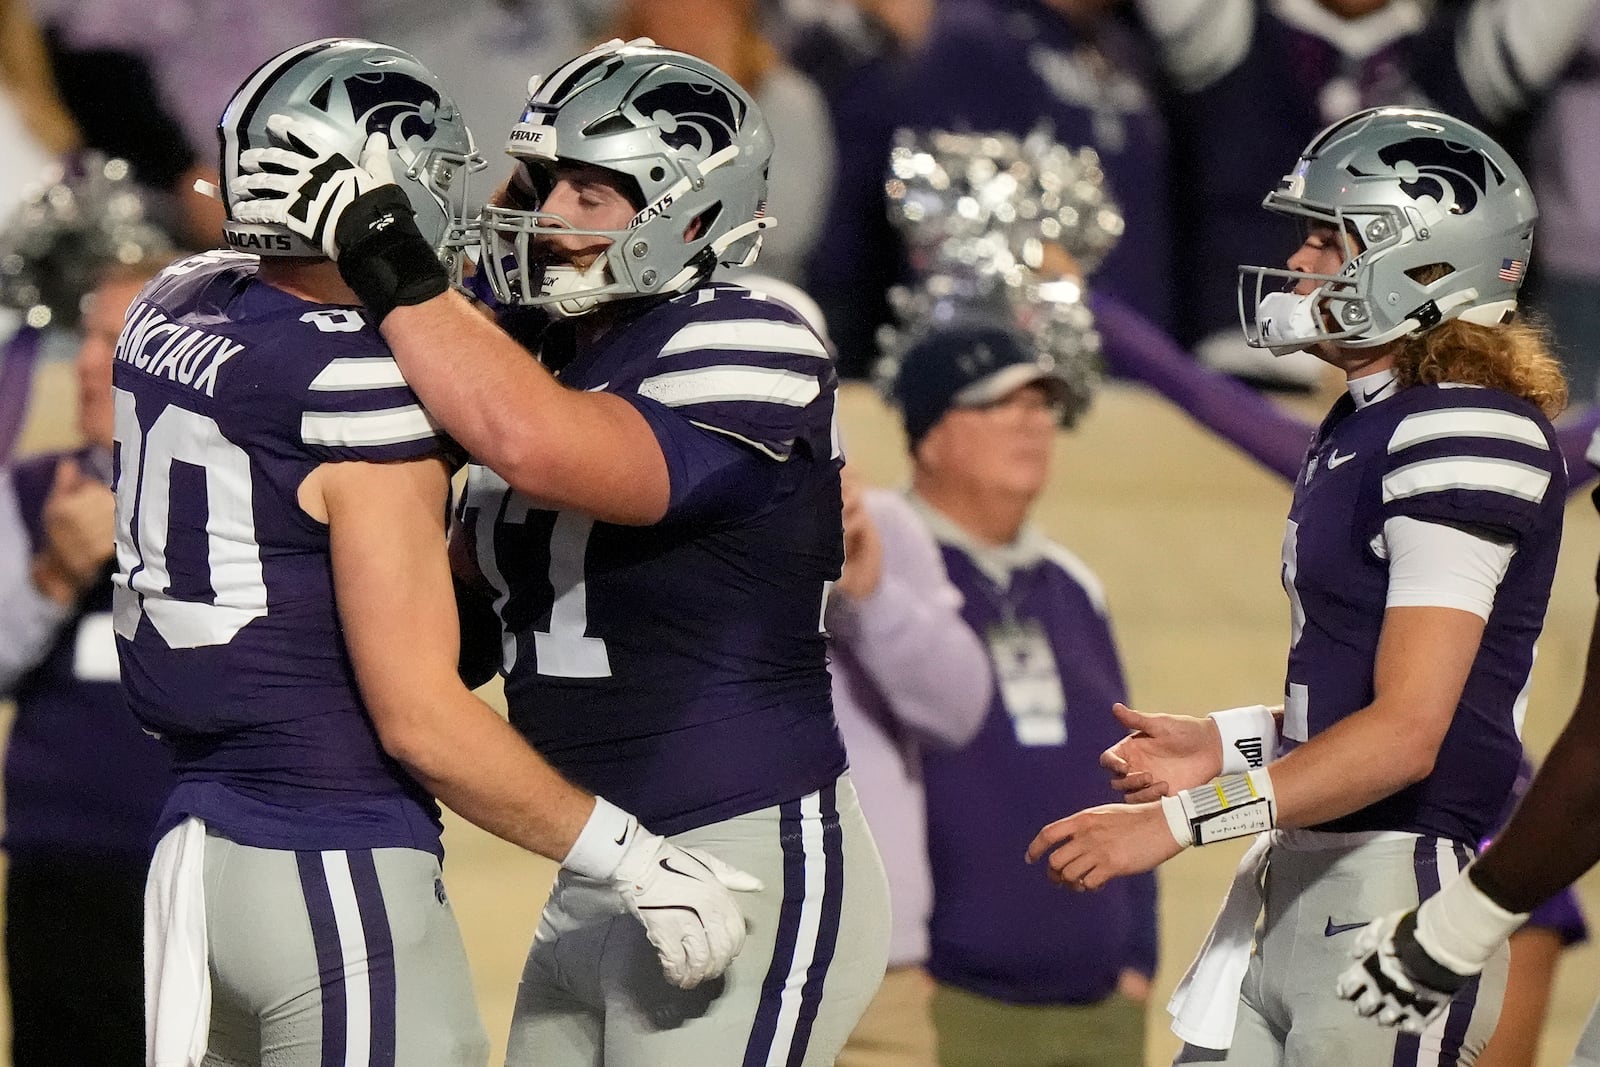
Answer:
[
  {"left": 1414, "top": 863, "right": 1529, "bottom": 975},
  {"left": 1210, "top": 704, "right": 1277, "bottom": 773},
  {"left": 1160, "top": 769, "right": 1277, "bottom": 848},
  {"left": 560, "top": 796, "right": 639, "bottom": 881}
]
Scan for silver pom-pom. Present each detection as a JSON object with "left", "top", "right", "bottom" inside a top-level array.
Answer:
[
  {"left": 877, "top": 124, "right": 1117, "bottom": 427},
  {"left": 0, "top": 153, "right": 174, "bottom": 331}
]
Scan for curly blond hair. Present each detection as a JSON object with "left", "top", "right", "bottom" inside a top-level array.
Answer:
[{"left": 1391, "top": 315, "right": 1567, "bottom": 420}]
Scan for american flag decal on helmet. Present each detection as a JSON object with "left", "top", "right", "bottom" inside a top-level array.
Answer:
[{"left": 1498, "top": 258, "right": 1525, "bottom": 283}]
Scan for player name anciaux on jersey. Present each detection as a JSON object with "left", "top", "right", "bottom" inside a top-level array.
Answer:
[{"left": 114, "top": 301, "right": 244, "bottom": 399}]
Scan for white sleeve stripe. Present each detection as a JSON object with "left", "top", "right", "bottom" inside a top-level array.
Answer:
[
  {"left": 688, "top": 420, "right": 792, "bottom": 461},
  {"left": 1387, "top": 408, "right": 1548, "bottom": 453},
  {"left": 308, "top": 357, "right": 408, "bottom": 391},
  {"left": 637, "top": 365, "right": 821, "bottom": 408},
  {"left": 1382, "top": 457, "right": 1551, "bottom": 504},
  {"left": 658, "top": 320, "right": 828, "bottom": 359},
  {"left": 301, "top": 406, "right": 440, "bottom": 447}
]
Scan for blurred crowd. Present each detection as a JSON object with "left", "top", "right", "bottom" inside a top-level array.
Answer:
[{"left": 5, "top": 0, "right": 1600, "bottom": 393}]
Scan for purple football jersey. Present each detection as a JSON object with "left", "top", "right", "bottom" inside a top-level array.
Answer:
[
  {"left": 111, "top": 251, "right": 449, "bottom": 857},
  {"left": 453, "top": 283, "right": 847, "bottom": 835},
  {"left": 1281, "top": 384, "right": 1565, "bottom": 843}
]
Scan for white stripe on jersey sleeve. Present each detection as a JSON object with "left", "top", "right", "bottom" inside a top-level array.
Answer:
[
  {"left": 1382, "top": 456, "right": 1552, "bottom": 505},
  {"left": 308, "top": 357, "right": 408, "bottom": 391},
  {"left": 301, "top": 406, "right": 440, "bottom": 447},
  {"left": 1387, "top": 408, "right": 1549, "bottom": 454},
  {"left": 658, "top": 319, "right": 828, "bottom": 359},
  {"left": 637, "top": 365, "right": 821, "bottom": 408}
]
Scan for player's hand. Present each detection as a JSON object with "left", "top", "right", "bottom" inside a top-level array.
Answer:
[
  {"left": 1335, "top": 909, "right": 1470, "bottom": 1033},
  {"left": 836, "top": 470, "right": 883, "bottom": 601},
  {"left": 1100, "top": 703, "right": 1222, "bottom": 802},
  {"left": 612, "top": 832, "right": 764, "bottom": 990},
  {"left": 230, "top": 114, "right": 400, "bottom": 259},
  {"left": 1026, "top": 801, "right": 1183, "bottom": 891}
]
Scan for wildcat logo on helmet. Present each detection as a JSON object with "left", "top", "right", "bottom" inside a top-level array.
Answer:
[
  {"left": 342, "top": 71, "right": 443, "bottom": 149},
  {"left": 1351, "top": 137, "right": 1505, "bottom": 217},
  {"left": 630, "top": 82, "right": 744, "bottom": 161}
]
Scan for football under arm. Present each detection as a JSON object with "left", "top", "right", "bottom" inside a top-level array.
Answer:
[
  {"left": 311, "top": 455, "right": 595, "bottom": 861},
  {"left": 1265, "top": 603, "right": 1487, "bottom": 828},
  {"left": 380, "top": 295, "right": 671, "bottom": 525}
]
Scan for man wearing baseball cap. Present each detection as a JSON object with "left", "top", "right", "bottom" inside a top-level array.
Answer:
[{"left": 888, "top": 318, "right": 1157, "bottom": 1067}]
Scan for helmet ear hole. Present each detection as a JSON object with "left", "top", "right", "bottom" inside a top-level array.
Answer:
[
  {"left": 1406, "top": 262, "right": 1455, "bottom": 285},
  {"left": 686, "top": 203, "right": 722, "bottom": 243}
]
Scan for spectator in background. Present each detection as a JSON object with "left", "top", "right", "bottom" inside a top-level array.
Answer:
[
  {"left": 29, "top": 0, "right": 360, "bottom": 248},
  {"left": 776, "top": 0, "right": 934, "bottom": 101},
  {"left": 610, "top": 0, "right": 837, "bottom": 285},
  {"left": 0, "top": 254, "right": 175, "bottom": 1067},
  {"left": 827, "top": 468, "right": 993, "bottom": 1067},
  {"left": 1525, "top": 11, "right": 1600, "bottom": 403},
  {"left": 0, "top": 0, "right": 76, "bottom": 215},
  {"left": 809, "top": 0, "right": 1172, "bottom": 378},
  {"left": 1135, "top": 0, "right": 1598, "bottom": 390},
  {"left": 886, "top": 320, "right": 1156, "bottom": 1067}
]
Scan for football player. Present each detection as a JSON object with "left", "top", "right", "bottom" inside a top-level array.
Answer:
[
  {"left": 228, "top": 37, "right": 891, "bottom": 1067},
  {"left": 121, "top": 39, "right": 757, "bottom": 1067},
  {"left": 1334, "top": 474, "right": 1600, "bottom": 1045},
  {"left": 1026, "top": 106, "right": 1568, "bottom": 1065}
]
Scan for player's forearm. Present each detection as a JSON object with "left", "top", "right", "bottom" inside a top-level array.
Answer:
[
  {"left": 1471, "top": 608, "right": 1600, "bottom": 911},
  {"left": 1266, "top": 703, "right": 1441, "bottom": 827},
  {"left": 382, "top": 297, "right": 669, "bottom": 523},
  {"left": 1458, "top": 0, "right": 1599, "bottom": 122},
  {"left": 380, "top": 686, "right": 594, "bottom": 862}
]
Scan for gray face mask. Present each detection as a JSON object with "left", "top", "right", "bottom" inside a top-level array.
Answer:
[{"left": 1256, "top": 290, "right": 1322, "bottom": 353}]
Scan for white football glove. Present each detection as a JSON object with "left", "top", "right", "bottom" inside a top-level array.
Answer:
[
  {"left": 230, "top": 113, "right": 398, "bottom": 260},
  {"left": 1335, "top": 911, "right": 1465, "bottom": 1033},
  {"left": 611, "top": 831, "right": 764, "bottom": 990}
]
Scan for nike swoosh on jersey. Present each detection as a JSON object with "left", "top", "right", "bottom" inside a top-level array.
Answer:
[
  {"left": 1325, "top": 918, "right": 1369, "bottom": 937},
  {"left": 1326, "top": 449, "right": 1357, "bottom": 469},
  {"left": 1363, "top": 381, "right": 1394, "bottom": 402}
]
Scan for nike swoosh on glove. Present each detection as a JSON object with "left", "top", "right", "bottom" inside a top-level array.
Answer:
[
  {"left": 1334, "top": 910, "right": 1471, "bottom": 1034},
  {"left": 230, "top": 113, "right": 397, "bottom": 260},
  {"left": 612, "top": 831, "right": 764, "bottom": 990}
]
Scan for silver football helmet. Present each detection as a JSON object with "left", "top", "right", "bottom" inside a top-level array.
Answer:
[
  {"left": 217, "top": 38, "right": 481, "bottom": 260},
  {"left": 1239, "top": 107, "right": 1537, "bottom": 354},
  {"left": 479, "top": 38, "right": 776, "bottom": 316}
]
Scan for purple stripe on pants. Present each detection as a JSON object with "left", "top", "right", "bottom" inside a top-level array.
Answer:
[
  {"left": 743, "top": 797, "right": 807, "bottom": 1067},
  {"left": 348, "top": 849, "right": 398, "bottom": 1067},
  {"left": 787, "top": 781, "right": 843, "bottom": 1067},
  {"left": 296, "top": 851, "right": 348, "bottom": 1067},
  {"left": 1437, "top": 841, "right": 1479, "bottom": 1065}
]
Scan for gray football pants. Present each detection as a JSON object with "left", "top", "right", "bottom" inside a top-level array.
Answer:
[
  {"left": 1175, "top": 832, "right": 1507, "bottom": 1067},
  {"left": 200, "top": 832, "right": 488, "bottom": 1067},
  {"left": 506, "top": 775, "right": 892, "bottom": 1067}
]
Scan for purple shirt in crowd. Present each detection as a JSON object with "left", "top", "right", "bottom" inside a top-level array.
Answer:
[
  {"left": 808, "top": 0, "right": 1171, "bottom": 375},
  {"left": 914, "top": 499, "right": 1158, "bottom": 1005},
  {"left": 826, "top": 487, "right": 991, "bottom": 967},
  {"left": 1, "top": 447, "right": 174, "bottom": 860},
  {"left": 456, "top": 283, "right": 848, "bottom": 836}
]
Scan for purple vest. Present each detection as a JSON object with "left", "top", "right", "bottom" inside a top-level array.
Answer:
[
  {"left": 5, "top": 448, "right": 175, "bottom": 860},
  {"left": 923, "top": 537, "right": 1157, "bottom": 1003}
]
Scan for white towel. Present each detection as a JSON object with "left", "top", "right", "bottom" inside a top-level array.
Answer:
[
  {"left": 1167, "top": 833, "right": 1273, "bottom": 1051},
  {"left": 145, "top": 817, "right": 211, "bottom": 1067}
]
